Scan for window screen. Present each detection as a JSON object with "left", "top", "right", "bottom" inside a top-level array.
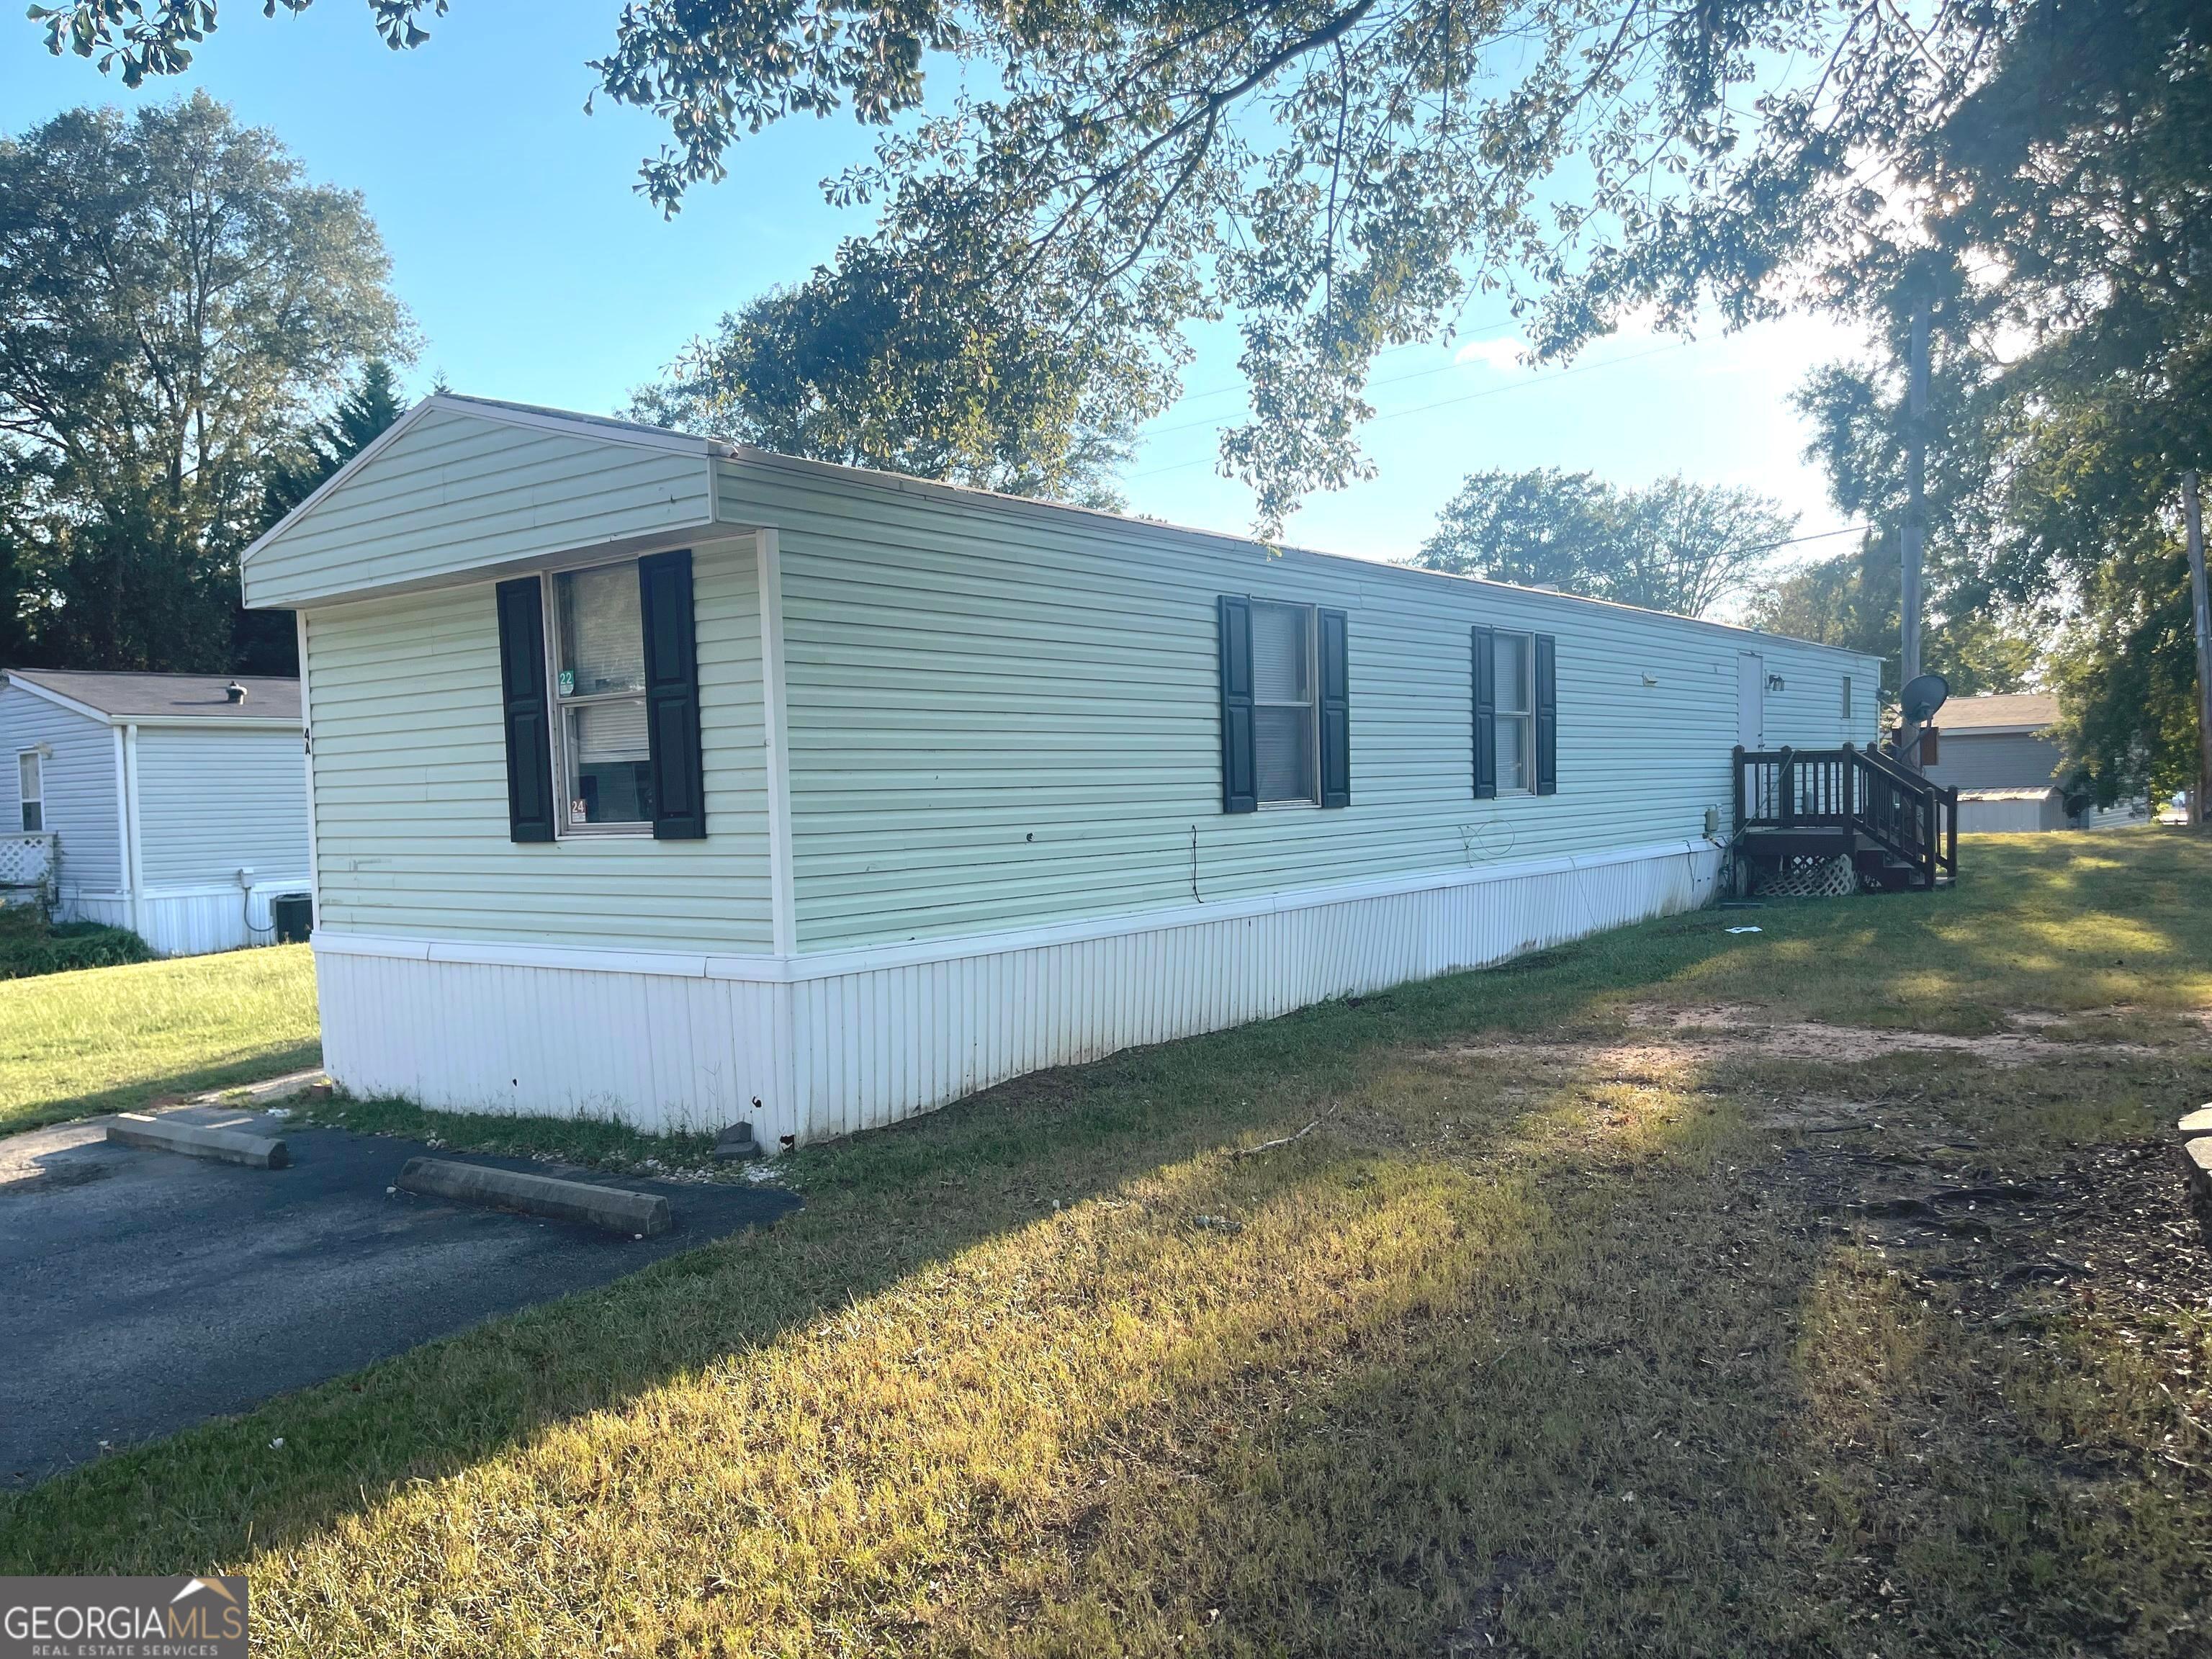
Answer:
[
  {"left": 552, "top": 564, "right": 655, "bottom": 828},
  {"left": 1493, "top": 632, "right": 1533, "bottom": 792},
  {"left": 1249, "top": 602, "right": 1316, "bottom": 804},
  {"left": 17, "top": 751, "right": 40, "bottom": 834}
]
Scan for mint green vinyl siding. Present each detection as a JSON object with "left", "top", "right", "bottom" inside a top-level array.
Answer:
[
  {"left": 0, "top": 685, "right": 119, "bottom": 893},
  {"left": 713, "top": 457, "right": 1881, "bottom": 952},
  {"left": 133, "top": 727, "right": 310, "bottom": 887},
  {"left": 302, "top": 540, "right": 772, "bottom": 950},
  {"left": 243, "top": 405, "right": 714, "bottom": 609}
]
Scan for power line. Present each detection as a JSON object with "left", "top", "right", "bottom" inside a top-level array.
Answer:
[
  {"left": 1129, "top": 339, "right": 1691, "bottom": 480},
  {"left": 1737, "top": 523, "right": 1871, "bottom": 558}
]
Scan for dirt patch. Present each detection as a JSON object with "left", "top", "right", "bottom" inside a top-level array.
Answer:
[
  {"left": 1444, "top": 1553, "right": 1555, "bottom": 1657},
  {"left": 1451, "top": 1004, "right": 2163, "bottom": 1073}
]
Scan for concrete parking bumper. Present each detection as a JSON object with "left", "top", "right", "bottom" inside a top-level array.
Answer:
[
  {"left": 107, "top": 1113, "right": 289, "bottom": 1169},
  {"left": 397, "top": 1156, "right": 674, "bottom": 1236}
]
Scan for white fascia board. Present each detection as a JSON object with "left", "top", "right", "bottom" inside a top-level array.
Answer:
[
  {"left": 284, "top": 525, "right": 753, "bottom": 613},
  {"left": 310, "top": 835, "right": 1714, "bottom": 985},
  {"left": 120, "top": 716, "right": 301, "bottom": 732},
  {"left": 433, "top": 395, "right": 726, "bottom": 459},
  {"left": 5, "top": 677, "right": 300, "bottom": 732},
  {"left": 4, "top": 675, "right": 116, "bottom": 726}
]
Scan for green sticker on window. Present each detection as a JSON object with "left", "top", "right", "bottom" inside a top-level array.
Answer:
[{"left": 558, "top": 669, "right": 575, "bottom": 696}]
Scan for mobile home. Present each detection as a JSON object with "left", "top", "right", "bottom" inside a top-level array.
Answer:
[
  {"left": 243, "top": 395, "right": 1880, "bottom": 1143},
  {"left": 1921, "top": 693, "right": 2144, "bottom": 832},
  {"left": 0, "top": 670, "right": 311, "bottom": 956}
]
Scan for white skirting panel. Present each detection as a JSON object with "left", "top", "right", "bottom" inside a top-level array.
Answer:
[
  {"left": 67, "top": 883, "right": 307, "bottom": 958},
  {"left": 317, "top": 955, "right": 785, "bottom": 1137},
  {"left": 315, "top": 840, "right": 1721, "bottom": 1143}
]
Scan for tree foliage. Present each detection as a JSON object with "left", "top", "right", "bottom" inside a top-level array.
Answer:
[
  {"left": 1417, "top": 467, "right": 1791, "bottom": 619},
  {"left": 28, "top": 0, "right": 2035, "bottom": 530},
  {"left": 1769, "top": 0, "right": 2210, "bottom": 786},
  {"left": 630, "top": 232, "right": 1184, "bottom": 509},
  {"left": 1743, "top": 541, "right": 2041, "bottom": 705},
  {"left": 0, "top": 94, "right": 408, "bottom": 673}
]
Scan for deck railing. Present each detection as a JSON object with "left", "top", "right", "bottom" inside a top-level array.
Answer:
[{"left": 1732, "top": 744, "right": 1958, "bottom": 886}]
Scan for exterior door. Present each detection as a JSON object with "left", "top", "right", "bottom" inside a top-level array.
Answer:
[{"left": 1737, "top": 652, "right": 1765, "bottom": 750}]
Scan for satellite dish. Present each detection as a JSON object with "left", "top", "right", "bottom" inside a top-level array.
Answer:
[{"left": 1900, "top": 672, "right": 1949, "bottom": 727}]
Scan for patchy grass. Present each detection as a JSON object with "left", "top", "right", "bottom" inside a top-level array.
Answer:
[
  {"left": 0, "top": 941, "right": 319, "bottom": 1135},
  {"left": 295, "top": 1092, "right": 721, "bottom": 1174},
  {"left": 3, "top": 832, "right": 2210, "bottom": 1656}
]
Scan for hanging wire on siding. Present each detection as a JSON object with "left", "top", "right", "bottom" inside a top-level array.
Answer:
[{"left": 240, "top": 885, "right": 277, "bottom": 941}]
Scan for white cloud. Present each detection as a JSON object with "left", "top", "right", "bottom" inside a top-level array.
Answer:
[{"left": 1452, "top": 335, "right": 1530, "bottom": 372}]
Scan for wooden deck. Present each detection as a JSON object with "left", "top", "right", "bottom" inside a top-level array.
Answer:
[{"left": 1732, "top": 745, "right": 1959, "bottom": 892}]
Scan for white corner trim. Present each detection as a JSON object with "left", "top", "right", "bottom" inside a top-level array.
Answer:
[
  {"left": 310, "top": 836, "right": 1715, "bottom": 986},
  {"left": 110, "top": 727, "right": 130, "bottom": 902},
  {"left": 121, "top": 724, "right": 145, "bottom": 935},
  {"left": 298, "top": 609, "right": 322, "bottom": 925},
  {"left": 755, "top": 527, "right": 798, "bottom": 956}
]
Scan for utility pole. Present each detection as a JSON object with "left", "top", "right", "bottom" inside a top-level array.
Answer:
[
  {"left": 2184, "top": 470, "right": 2212, "bottom": 826},
  {"left": 1897, "top": 300, "right": 1930, "bottom": 768}
]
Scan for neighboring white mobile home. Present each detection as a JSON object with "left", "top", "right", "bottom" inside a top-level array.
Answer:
[
  {"left": 0, "top": 670, "right": 312, "bottom": 956},
  {"left": 1922, "top": 693, "right": 2144, "bottom": 832},
  {"left": 243, "top": 395, "right": 1881, "bottom": 1144}
]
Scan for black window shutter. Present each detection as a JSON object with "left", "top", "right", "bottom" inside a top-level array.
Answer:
[
  {"left": 1534, "top": 632, "right": 1558, "bottom": 796},
  {"left": 1218, "top": 595, "right": 1256, "bottom": 814},
  {"left": 495, "top": 576, "right": 557, "bottom": 842},
  {"left": 1471, "top": 625, "right": 1497, "bottom": 799},
  {"left": 639, "top": 549, "right": 707, "bottom": 840},
  {"left": 1318, "top": 607, "right": 1350, "bottom": 809}
]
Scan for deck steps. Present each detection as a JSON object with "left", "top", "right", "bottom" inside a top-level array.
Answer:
[{"left": 1732, "top": 744, "right": 1959, "bottom": 894}]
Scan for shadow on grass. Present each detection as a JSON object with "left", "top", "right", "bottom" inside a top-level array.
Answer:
[
  {"left": 1, "top": 1042, "right": 324, "bottom": 1138},
  {"left": 2, "top": 835, "right": 2207, "bottom": 1653},
  {"left": 0, "top": 909, "right": 1757, "bottom": 1573}
]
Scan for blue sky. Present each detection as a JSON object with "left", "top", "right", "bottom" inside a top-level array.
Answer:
[{"left": 1, "top": 0, "right": 1872, "bottom": 590}]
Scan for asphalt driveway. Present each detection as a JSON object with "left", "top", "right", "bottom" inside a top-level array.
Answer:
[{"left": 1, "top": 1110, "right": 800, "bottom": 1483}]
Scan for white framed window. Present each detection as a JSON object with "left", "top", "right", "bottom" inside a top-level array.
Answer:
[
  {"left": 1491, "top": 630, "right": 1535, "bottom": 792},
  {"left": 546, "top": 560, "right": 654, "bottom": 833},
  {"left": 17, "top": 750, "right": 42, "bottom": 833},
  {"left": 1250, "top": 600, "right": 1318, "bottom": 805},
  {"left": 1841, "top": 675, "right": 1853, "bottom": 719}
]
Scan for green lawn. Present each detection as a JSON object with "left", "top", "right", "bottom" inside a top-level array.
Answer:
[
  {"left": 4, "top": 832, "right": 2210, "bottom": 1657},
  {"left": 0, "top": 941, "right": 320, "bottom": 1133}
]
